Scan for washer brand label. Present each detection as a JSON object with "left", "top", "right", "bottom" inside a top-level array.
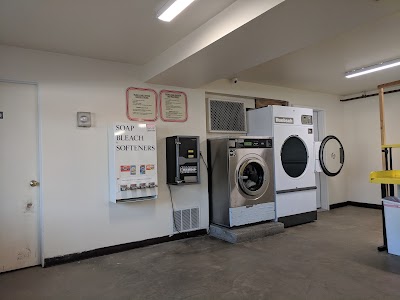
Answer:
[
  {"left": 275, "top": 117, "right": 294, "bottom": 124},
  {"left": 180, "top": 166, "right": 197, "bottom": 174}
]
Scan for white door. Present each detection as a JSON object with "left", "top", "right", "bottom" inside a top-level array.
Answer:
[{"left": 0, "top": 82, "right": 40, "bottom": 272}]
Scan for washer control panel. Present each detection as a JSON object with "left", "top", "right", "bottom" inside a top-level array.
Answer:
[{"left": 230, "top": 138, "right": 272, "bottom": 149}]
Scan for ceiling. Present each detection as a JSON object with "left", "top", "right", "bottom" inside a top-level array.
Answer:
[
  {"left": 237, "top": 11, "right": 400, "bottom": 96},
  {"left": 1, "top": 0, "right": 400, "bottom": 96},
  {"left": 0, "top": 0, "right": 235, "bottom": 64}
]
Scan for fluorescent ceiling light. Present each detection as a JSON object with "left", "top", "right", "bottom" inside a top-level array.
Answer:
[
  {"left": 157, "top": 0, "right": 195, "bottom": 22},
  {"left": 345, "top": 58, "right": 400, "bottom": 79}
]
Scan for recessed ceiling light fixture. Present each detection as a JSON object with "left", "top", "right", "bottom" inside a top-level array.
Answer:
[
  {"left": 157, "top": 0, "right": 195, "bottom": 22},
  {"left": 345, "top": 58, "right": 400, "bottom": 78}
]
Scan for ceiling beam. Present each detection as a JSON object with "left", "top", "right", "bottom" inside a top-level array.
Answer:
[
  {"left": 378, "top": 80, "right": 400, "bottom": 89},
  {"left": 140, "top": 0, "right": 285, "bottom": 82}
]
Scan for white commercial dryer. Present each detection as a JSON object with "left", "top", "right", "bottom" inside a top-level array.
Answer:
[
  {"left": 207, "top": 137, "right": 275, "bottom": 227},
  {"left": 247, "top": 106, "right": 344, "bottom": 227}
]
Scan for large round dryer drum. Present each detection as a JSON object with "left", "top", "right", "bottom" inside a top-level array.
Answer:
[{"left": 280, "top": 136, "right": 308, "bottom": 178}]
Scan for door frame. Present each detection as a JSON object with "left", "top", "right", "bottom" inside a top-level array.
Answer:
[
  {"left": 313, "top": 109, "right": 329, "bottom": 210},
  {"left": 0, "top": 79, "right": 44, "bottom": 266}
]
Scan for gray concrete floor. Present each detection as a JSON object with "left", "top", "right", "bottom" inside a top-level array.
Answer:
[{"left": 1, "top": 206, "right": 400, "bottom": 299}]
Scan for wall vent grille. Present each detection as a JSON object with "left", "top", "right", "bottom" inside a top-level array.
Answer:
[
  {"left": 208, "top": 99, "right": 247, "bottom": 133},
  {"left": 173, "top": 207, "right": 200, "bottom": 233}
]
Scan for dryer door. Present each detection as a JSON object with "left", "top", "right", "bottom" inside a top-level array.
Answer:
[
  {"left": 318, "top": 135, "right": 345, "bottom": 177},
  {"left": 281, "top": 136, "right": 308, "bottom": 178},
  {"left": 237, "top": 158, "right": 270, "bottom": 198}
]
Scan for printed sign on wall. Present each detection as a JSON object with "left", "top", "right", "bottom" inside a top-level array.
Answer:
[
  {"left": 160, "top": 90, "right": 188, "bottom": 122},
  {"left": 126, "top": 87, "right": 158, "bottom": 121},
  {"left": 109, "top": 122, "right": 158, "bottom": 202}
]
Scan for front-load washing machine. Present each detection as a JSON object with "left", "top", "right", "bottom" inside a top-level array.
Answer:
[
  {"left": 247, "top": 106, "right": 344, "bottom": 227},
  {"left": 208, "top": 137, "right": 275, "bottom": 227}
]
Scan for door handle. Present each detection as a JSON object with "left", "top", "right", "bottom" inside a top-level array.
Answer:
[
  {"left": 30, "top": 180, "right": 40, "bottom": 187},
  {"left": 340, "top": 147, "right": 345, "bottom": 164}
]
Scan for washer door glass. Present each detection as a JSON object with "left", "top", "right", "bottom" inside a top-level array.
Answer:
[
  {"left": 281, "top": 136, "right": 308, "bottom": 178},
  {"left": 238, "top": 160, "right": 269, "bottom": 196}
]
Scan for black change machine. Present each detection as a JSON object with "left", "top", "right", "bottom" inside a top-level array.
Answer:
[{"left": 166, "top": 136, "right": 200, "bottom": 184}]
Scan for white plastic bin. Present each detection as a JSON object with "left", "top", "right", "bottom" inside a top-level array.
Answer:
[{"left": 383, "top": 198, "right": 400, "bottom": 256}]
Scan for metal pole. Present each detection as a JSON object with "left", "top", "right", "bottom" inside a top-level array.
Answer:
[{"left": 378, "top": 87, "right": 388, "bottom": 251}]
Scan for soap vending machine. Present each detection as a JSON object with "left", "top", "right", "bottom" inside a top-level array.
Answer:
[
  {"left": 108, "top": 122, "right": 158, "bottom": 203},
  {"left": 166, "top": 136, "right": 200, "bottom": 184}
]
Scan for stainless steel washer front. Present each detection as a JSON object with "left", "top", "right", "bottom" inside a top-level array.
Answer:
[{"left": 208, "top": 137, "right": 276, "bottom": 227}]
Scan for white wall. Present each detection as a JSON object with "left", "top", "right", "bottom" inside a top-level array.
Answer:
[
  {"left": 0, "top": 45, "right": 208, "bottom": 260},
  {"left": 4, "top": 44, "right": 381, "bottom": 262},
  {"left": 202, "top": 79, "right": 347, "bottom": 205},
  {"left": 343, "top": 92, "right": 400, "bottom": 205}
]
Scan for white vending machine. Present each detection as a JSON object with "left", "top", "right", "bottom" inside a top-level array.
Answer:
[{"left": 109, "top": 122, "right": 158, "bottom": 203}]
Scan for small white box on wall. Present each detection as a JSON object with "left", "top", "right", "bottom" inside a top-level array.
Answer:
[
  {"left": 77, "top": 112, "right": 92, "bottom": 127},
  {"left": 108, "top": 122, "right": 158, "bottom": 203}
]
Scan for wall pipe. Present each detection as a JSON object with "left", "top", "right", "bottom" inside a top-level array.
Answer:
[{"left": 340, "top": 88, "right": 400, "bottom": 102}]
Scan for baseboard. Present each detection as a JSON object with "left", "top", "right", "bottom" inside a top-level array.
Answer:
[
  {"left": 348, "top": 201, "right": 382, "bottom": 209},
  {"left": 44, "top": 229, "right": 207, "bottom": 267},
  {"left": 330, "top": 201, "right": 382, "bottom": 210},
  {"left": 278, "top": 211, "right": 317, "bottom": 228},
  {"left": 329, "top": 202, "right": 349, "bottom": 209}
]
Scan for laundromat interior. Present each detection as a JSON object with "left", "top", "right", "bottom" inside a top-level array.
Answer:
[{"left": 2, "top": 0, "right": 400, "bottom": 299}]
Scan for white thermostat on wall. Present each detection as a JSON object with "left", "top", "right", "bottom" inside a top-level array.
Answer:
[{"left": 77, "top": 112, "right": 92, "bottom": 127}]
